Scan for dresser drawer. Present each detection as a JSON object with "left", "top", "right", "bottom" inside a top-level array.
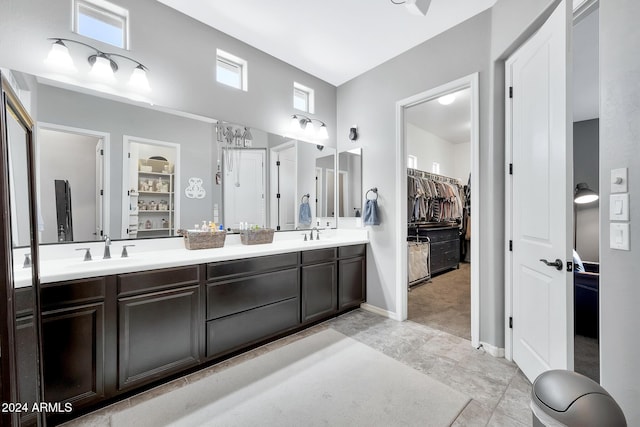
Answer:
[
  {"left": 117, "top": 266, "right": 199, "bottom": 297},
  {"left": 301, "top": 248, "right": 336, "bottom": 265},
  {"left": 338, "top": 244, "right": 366, "bottom": 258},
  {"left": 41, "top": 277, "right": 106, "bottom": 308},
  {"left": 206, "top": 268, "right": 299, "bottom": 320},
  {"left": 419, "top": 227, "right": 459, "bottom": 243}
]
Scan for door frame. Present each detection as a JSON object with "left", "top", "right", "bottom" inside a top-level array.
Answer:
[
  {"left": 270, "top": 140, "right": 297, "bottom": 230},
  {"left": 122, "top": 135, "right": 181, "bottom": 237},
  {"left": 36, "top": 122, "right": 111, "bottom": 241},
  {"left": 395, "top": 73, "right": 480, "bottom": 348}
]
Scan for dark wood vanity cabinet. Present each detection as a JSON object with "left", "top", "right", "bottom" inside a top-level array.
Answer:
[
  {"left": 14, "top": 244, "right": 366, "bottom": 423},
  {"left": 301, "top": 248, "right": 338, "bottom": 323},
  {"left": 116, "top": 266, "right": 201, "bottom": 391},
  {"left": 338, "top": 245, "right": 366, "bottom": 310},
  {"left": 205, "top": 253, "right": 300, "bottom": 358}
]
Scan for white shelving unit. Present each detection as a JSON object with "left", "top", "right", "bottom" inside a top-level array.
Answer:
[{"left": 129, "top": 171, "right": 174, "bottom": 238}]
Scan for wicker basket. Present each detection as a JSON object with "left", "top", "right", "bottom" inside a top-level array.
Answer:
[
  {"left": 180, "top": 230, "right": 226, "bottom": 250},
  {"left": 240, "top": 228, "right": 275, "bottom": 245}
]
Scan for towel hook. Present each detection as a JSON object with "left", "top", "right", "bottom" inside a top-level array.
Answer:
[
  {"left": 301, "top": 193, "right": 310, "bottom": 203},
  {"left": 366, "top": 187, "right": 378, "bottom": 201}
]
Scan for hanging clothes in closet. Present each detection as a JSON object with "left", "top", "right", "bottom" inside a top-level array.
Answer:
[{"left": 407, "top": 171, "right": 464, "bottom": 224}]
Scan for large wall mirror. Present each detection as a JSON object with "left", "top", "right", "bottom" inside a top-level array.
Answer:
[{"left": 5, "top": 69, "right": 338, "bottom": 245}]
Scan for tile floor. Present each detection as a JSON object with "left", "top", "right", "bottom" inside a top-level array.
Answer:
[{"left": 63, "top": 309, "right": 533, "bottom": 427}]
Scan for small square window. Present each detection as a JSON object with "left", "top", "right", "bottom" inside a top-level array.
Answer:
[
  {"left": 293, "top": 82, "right": 314, "bottom": 113},
  {"left": 217, "top": 49, "right": 248, "bottom": 91},
  {"left": 74, "top": 0, "right": 128, "bottom": 49},
  {"left": 407, "top": 155, "right": 418, "bottom": 169}
]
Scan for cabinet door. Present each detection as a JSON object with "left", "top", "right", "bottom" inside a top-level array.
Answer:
[
  {"left": 42, "top": 302, "right": 105, "bottom": 408},
  {"left": 301, "top": 262, "right": 337, "bottom": 323},
  {"left": 118, "top": 285, "right": 200, "bottom": 390},
  {"left": 15, "top": 316, "right": 37, "bottom": 425},
  {"left": 338, "top": 257, "right": 365, "bottom": 310}
]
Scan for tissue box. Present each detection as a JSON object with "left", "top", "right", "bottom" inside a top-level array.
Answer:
[
  {"left": 180, "top": 230, "right": 226, "bottom": 250},
  {"left": 240, "top": 228, "right": 275, "bottom": 245}
]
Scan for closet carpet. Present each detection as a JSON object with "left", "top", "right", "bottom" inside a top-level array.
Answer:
[{"left": 408, "top": 262, "right": 471, "bottom": 340}]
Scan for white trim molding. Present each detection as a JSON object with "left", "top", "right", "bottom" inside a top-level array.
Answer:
[{"left": 360, "top": 303, "right": 403, "bottom": 321}]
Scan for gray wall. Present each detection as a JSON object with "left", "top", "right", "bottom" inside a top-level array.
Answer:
[
  {"left": 337, "top": 10, "right": 493, "bottom": 329},
  {"left": 574, "top": 119, "right": 599, "bottom": 261},
  {"left": 0, "top": 0, "right": 336, "bottom": 145},
  {"left": 37, "top": 84, "right": 215, "bottom": 235},
  {"left": 599, "top": 1, "right": 640, "bottom": 424}
]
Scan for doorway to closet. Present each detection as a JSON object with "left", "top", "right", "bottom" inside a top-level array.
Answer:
[
  {"left": 396, "top": 74, "right": 479, "bottom": 348},
  {"left": 406, "top": 88, "right": 472, "bottom": 340}
]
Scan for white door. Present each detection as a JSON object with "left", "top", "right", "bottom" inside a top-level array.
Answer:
[
  {"left": 278, "top": 146, "right": 297, "bottom": 230},
  {"left": 223, "top": 149, "right": 266, "bottom": 229},
  {"left": 95, "top": 139, "right": 104, "bottom": 239},
  {"left": 506, "top": 0, "right": 572, "bottom": 382}
]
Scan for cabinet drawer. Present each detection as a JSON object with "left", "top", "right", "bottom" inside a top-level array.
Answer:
[
  {"left": 207, "top": 253, "right": 298, "bottom": 280},
  {"left": 206, "top": 298, "right": 299, "bottom": 358},
  {"left": 117, "top": 266, "right": 199, "bottom": 297},
  {"left": 41, "top": 277, "right": 106, "bottom": 309},
  {"left": 301, "top": 248, "right": 336, "bottom": 265},
  {"left": 338, "top": 244, "right": 366, "bottom": 258},
  {"left": 206, "top": 268, "right": 299, "bottom": 320}
]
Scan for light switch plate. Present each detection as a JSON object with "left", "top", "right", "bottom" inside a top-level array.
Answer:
[
  {"left": 610, "top": 193, "right": 630, "bottom": 221},
  {"left": 610, "top": 223, "right": 630, "bottom": 250},
  {"left": 611, "top": 168, "right": 628, "bottom": 193}
]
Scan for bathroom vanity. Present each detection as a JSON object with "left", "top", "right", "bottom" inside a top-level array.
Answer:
[{"left": 14, "top": 232, "right": 367, "bottom": 424}]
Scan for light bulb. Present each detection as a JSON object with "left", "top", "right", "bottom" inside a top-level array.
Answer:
[
  {"left": 45, "top": 40, "right": 77, "bottom": 73},
  {"left": 304, "top": 120, "right": 315, "bottom": 137},
  {"left": 317, "top": 124, "right": 329, "bottom": 140},
  {"left": 128, "top": 65, "right": 151, "bottom": 92},
  {"left": 290, "top": 115, "right": 301, "bottom": 132},
  {"left": 438, "top": 94, "right": 456, "bottom": 105},
  {"left": 89, "top": 55, "right": 116, "bottom": 83}
]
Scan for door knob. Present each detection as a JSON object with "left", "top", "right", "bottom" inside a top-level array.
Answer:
[{"left": 539, "top": 258, "right": 563, "bottom": 271}]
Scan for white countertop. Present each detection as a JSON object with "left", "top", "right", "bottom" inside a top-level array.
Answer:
[{"left": 13, "top": 229, "right": 368, "bottom": 288}]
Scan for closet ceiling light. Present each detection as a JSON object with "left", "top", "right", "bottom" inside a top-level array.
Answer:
[
  {"left": 438, "top": 94, "right": 456, "bottom": 105},
  {"left": 289, "top": 114, "right": 329, "bottom": 141},
  {"left": 45, "top": 38, "right": 151, "bottom": 92},
  {"left": 574, "top": 182, "right": 599, "bottom": 204}
]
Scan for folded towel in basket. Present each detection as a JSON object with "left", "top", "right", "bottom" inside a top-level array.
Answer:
[
  {"left": 299, "top": 201, "right": 312, "bottom": 226},
  {"left": 364, "top": 199, "right": 380, "bottom": 225}
]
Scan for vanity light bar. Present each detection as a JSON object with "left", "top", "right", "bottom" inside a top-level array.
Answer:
[
  {"left": 45, "top": 37, "right": 151, "bottom": 92},
  {"left": 290, "top": 114, "right": 329, "bottom": 141}
]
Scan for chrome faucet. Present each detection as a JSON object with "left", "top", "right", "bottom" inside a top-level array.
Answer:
[
  {"left": 103, "top": 235, "right": 111, "bottom": 259},
  {"left": 310, "top": 227, "right": 318, "bottom": 240}
]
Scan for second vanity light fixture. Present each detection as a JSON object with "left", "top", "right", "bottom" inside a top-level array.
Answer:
[
  {"left": 45, "top": 38, "right": 151, "bottom": 92},
  {"left": 290, "top": 114, "right": 329, "bottom": 141}
]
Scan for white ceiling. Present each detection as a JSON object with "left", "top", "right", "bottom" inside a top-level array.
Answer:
[
  {"left": 156, "top": 0, "right": 497, "bottom": 86},
  {"left": 405, "top": 88, "right": 471, "bottom": 144}
]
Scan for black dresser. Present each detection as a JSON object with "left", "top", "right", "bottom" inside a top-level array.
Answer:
[{"left": 409, "top": 225, "right": 460, "bottom": 275}]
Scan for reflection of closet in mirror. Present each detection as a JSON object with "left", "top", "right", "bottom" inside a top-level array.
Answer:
[
  {"left": 36, "top": 125, "right": 109, "bottom": 243},
  {"left": 124, "top": 136, "right": 179, "bottom": 238},
  {"left": 222, "top": 148, "right": 266, "bottom": 230}
]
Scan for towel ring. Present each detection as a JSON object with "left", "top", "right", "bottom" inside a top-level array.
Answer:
[
  {"left": 366, "top": 187, "right": 378, "bottom": 201},
  {"left": 301, "top": 193, "right": 310, "bottom": 203}
]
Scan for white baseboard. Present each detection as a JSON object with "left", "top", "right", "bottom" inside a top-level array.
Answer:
[
  {"left": 480, "top": 341, "right": 505, "bottom": 358},
  {"left": 360, "top": 303, "right": 402, "bottom": 321}
]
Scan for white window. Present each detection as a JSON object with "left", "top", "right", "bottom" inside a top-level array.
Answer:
[
  {"left": 74, "top": 0, "right": 128, "bottom": 49},
  {"left": 407, "top": 155, "right": 418, "bottom": 169},
  {"left": 216, "top": 49, "right": 248, "bottom": 91},
  {"left": 293, "top": 82, "right": 315, "bottom": 113},
  {"left": 432, "top": 162, "right": 440, "bottom": 174}
]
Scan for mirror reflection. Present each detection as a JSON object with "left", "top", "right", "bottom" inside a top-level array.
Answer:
[
  {"left": 7, "top": 69, "right": 338, "bottom": 244},
  {"left": 7, "top": 109, "right": 32, "bottom": 247},
  {"left": 338, "top": 148, "right": 363, "bottom": 218}
]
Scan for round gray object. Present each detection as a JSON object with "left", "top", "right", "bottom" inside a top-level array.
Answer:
[{"left": 531, "top": 370, "right": 626, "bottom": 426}]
